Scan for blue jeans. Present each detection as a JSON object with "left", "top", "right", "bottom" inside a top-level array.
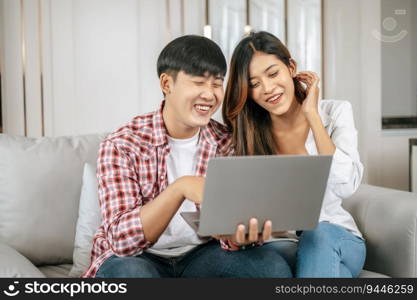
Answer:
[
  {"left": 95, "top": 239, "right": 293, "bottom": 278},
  {"left": 296, "top": 222, "right": 366, "bottom": 277}
]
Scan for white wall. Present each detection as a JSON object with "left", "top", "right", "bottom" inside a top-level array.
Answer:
[
  {"left": 378, "top": 133, "right": 414, "bottom": 190},
  {"left": 324, "top": 0, "right": 417, "bottom": 191},
  {"left": 324, "top": 0, "right": 382, "bottom": 186},
  {"left": 1, "top": 0, "right": 208, "bottom": 137},
  {"left": 1, "top": 0, "right": 321, "bottom": 137},
  {"left": 378, "top": 0, "right": 417, "bottom": 191},
  {"left": 323, "top": 0, "right": 378, "bottom": 184},
  {"left": 5, "top": 0, "right": 413, "bottom": 191},
  {"left": 381, "top": 0, "right": 416, "bottom": 117},
  {"left": 45, "top": 0, "right": 158, "bottom": 136}
]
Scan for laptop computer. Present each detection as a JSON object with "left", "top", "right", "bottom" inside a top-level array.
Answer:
[{"left": 180, "top": 155, "right": 332, "bottom": 237}]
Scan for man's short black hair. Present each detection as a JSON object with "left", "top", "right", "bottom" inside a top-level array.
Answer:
[{"left": 157, "top": 35, "right": 227, "bottom": 80}]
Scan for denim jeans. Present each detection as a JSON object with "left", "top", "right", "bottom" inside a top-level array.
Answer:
[
  {"left": 295, "top": 222, "right": 366, "bottom": 278},
  {"left": 95, "top": 239, "right": 293, "bottom": 278}
]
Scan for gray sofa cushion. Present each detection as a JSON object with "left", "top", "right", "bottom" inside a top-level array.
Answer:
[
  {"left": 344, "top": 184, "right": 417, "bottom": 277},
  {"left": 38, "top": 264, "right": 73, "bottom": 278},
  {"left": 0, "top": 242, "right": 45, "bottom": 277},
  {"left": 0, "top": 133, "right": 106, "bottom": 266}
]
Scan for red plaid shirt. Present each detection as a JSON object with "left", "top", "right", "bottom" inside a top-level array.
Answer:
[{"left": 82, "top": 101, "right": 233, "bottom": 277}]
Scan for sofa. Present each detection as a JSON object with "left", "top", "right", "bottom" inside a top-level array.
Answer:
[{"left": 0, "top": 133, "right": 416, "bottom": 278}]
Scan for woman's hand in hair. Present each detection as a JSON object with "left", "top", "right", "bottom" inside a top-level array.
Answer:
[
  {"left": 296, "top": 71, "right": 336, "bottom": 156},
  {"left": 296, "top": 71, "right": 320, "bottom": 119}
]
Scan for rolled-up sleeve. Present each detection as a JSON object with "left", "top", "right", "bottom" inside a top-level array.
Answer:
[
  {"left": 327, "top": 101, "right": 364, "bottom": 199},
  {"left": 97, "top": 139, "right": 152, "bottom": 257}
]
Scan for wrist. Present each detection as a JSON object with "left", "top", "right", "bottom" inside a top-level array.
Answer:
[
  {"left": 226, "top": 239, "right": 241, "bottom": 251},
  {"left": 227, "top": 239, "right": 258, "bottom": 251},
  {"left": 305, "top": 110, "right": 321, "bottom": 125},
  {"left": 171, "top": 178, "right": 187, "bottom": 205}
]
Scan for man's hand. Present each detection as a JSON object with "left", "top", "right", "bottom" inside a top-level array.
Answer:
[{"left": 174, "top": 175, "right": 205, "bottom": 205}]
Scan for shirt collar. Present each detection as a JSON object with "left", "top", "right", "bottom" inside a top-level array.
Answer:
[
  {"left": 151, "top": 100, "right": 218, "bottom": 147},
  {"left": 151, "top": 101, "right": 169, "bottom": 146},
  {"left": 199, "top": 124, "right": 218, "bottom": 147}
]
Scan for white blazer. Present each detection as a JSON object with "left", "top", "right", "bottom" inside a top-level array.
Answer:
[{"left": 305, "top": 99, "right": 364, "bottom": 238}]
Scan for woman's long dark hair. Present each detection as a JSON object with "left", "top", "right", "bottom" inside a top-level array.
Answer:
[{"left": 222, "top": 31, "right": 306, "bottom": 155}]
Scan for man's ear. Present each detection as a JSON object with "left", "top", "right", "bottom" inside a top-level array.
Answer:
[
  {"left": 160, "top": 73, "right": 173, "bottom": 95},
  {"left": 289, "top": 58, "right": 297, "bottom": 78}
]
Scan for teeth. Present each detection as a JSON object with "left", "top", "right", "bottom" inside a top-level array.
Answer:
[
  {"left": 195, "top": 105, "right": 211, "bottom": 111},
  {"left": 267, "top": 94, "right": 282, "bottom": 103}
]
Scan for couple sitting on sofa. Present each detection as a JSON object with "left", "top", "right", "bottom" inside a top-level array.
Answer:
[{"left": 82, "top": 31, "right": 366, "bottom": 278}]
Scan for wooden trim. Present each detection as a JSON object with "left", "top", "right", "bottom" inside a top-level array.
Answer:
[
  {"left": 166, "top": 0, "right": 171, "bottom": 40},
  {"left": 321, "top": 0, "right": 324, "bottom": 98},
  {"left": 409, "top": 139, "right": 417, "bottom": 191},
  {"left": 205, "top": 0, "right": 209, "bottom": 26},
  {"left": 180, "top": 0, "right": 184, "bottom": 35},
  {"left": 38, "top": 0, "right": 45, "bottom": 136},
  {"left": 284, "top": 0, "right": 288, "bottom": 44},
  {"left": 20, "top": 0, "right": 28, "bottom": 136},
  {"left": 246, "top": 0, "right": 250, "bottom": 25}
]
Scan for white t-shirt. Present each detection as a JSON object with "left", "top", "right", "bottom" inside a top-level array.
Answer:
[{"left": 145, "top": 130, "right": 208, "bottom": 257}]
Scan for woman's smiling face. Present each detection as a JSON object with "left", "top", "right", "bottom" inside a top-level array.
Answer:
[{"left": 248, "top": 52, "right": 297, "bottom": 117}]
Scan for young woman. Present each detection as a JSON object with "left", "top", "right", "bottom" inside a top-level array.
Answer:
[{"left": 222, "top": 31, "right": 366, "bottom": 277}]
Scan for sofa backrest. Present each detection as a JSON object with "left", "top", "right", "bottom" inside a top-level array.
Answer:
[{"left": 0, "top": 133, "right": 107, "bottom": 266}]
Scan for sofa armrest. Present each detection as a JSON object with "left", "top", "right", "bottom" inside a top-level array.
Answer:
[
  {"left": 0, "top": 242, "right": 45, "bottom": 277},
  {"left": 343, "top": 184, "right": 417, "bottom": 277}
]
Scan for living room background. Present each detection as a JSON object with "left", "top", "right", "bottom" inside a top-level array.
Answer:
[{"left": 1, "top": 0, "right": 416, "bottom": 191}]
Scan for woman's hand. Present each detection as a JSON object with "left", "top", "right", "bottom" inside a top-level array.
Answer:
[
  {"left": 296, "top": 71, "right": 320, "bottom": 119},
  {"left": 296, "top": 71, "right": 336, "bottom": 156}
]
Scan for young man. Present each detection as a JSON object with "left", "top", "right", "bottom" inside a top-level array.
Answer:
[{"left": 82, "top": 35, "right": 292, "bottom": 278}]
